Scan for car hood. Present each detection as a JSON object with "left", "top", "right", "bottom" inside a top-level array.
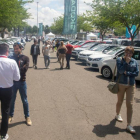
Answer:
[
  {"left": 73, "top": 45, "right": 79, "bottom": 48},
  {"left": 74, "top": 48, "right": 87, "bottom": 51},
  {"left": 79, "top": 50, "right": 102, "bottom": 55},
  {"left": 89, "top": 53, "right": 112, "bottom": 59}
]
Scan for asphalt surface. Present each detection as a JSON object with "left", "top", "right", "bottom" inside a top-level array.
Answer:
[{"left": 6, "top": 41, "right": 140, "bottom": 140}]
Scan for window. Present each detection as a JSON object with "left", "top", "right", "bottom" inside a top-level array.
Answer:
[{"left": 132, "top": 51, "right": 140, "bottom": 60}]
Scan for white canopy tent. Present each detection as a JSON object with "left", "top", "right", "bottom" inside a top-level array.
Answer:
[
  {"left": 45, "top": 32, "right": 55, "bottom": 39},
  {"left": 87, "top": 33, "right": 97, "bottom": 40}
]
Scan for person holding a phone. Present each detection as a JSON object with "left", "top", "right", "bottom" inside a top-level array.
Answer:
[{"left": 115, "top": 46, "right": 139, "bottom": 134}]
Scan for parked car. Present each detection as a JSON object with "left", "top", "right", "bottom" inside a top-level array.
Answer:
[
  {"left": 72, "top": 42, "right": 101, "bottom": 60},
  {"left": 112, "top": 38, "right": 131, "bottom": 46},
  {"left": 133, "top": 40, "right": 140, "bottom": 47},
  {"left": 73, "top": 40, "right": 95, "bottom": 48},
  {"left": 72, "top": 41, "right": 85, "bottom": 48},
  {"left": 98, "top": 47, "right": 140, "bottom": 79},
  {"left": 78, "top": 44, "right": 119, "bottom": 63},
  {"left": 86, "top": 46, "right": 126, "bottom": 70},
  {"left": 70, "top": 40, "right": 79, "bottom": 45}
]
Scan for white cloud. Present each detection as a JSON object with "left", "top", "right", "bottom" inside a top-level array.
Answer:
[{"left": 26, "top": 0, "right": 93, "bottom": 27}]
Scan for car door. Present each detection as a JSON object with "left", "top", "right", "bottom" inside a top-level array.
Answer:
[{"left": 132, "top": 50, "right": 140, "bottom": 80}]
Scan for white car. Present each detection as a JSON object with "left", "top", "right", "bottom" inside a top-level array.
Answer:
[
  {"left": 86, "top": 46, "right": 126, "bottom": 70},
  {"left": 98, "top": 48, "right": 140, "bottom": 80},
  {"left": 72, "top": 42, "right": 100, "bottom": 60},
  {"left": 78, "top": 44, "right": 119, "bottom": 63}
]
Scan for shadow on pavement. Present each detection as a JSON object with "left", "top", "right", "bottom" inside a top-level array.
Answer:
[
  {"left": 9, "top": 121, "right": 25, "bottom": 128},
  {"left": 134, "top": 97, "right": 140, "bottom": 103},
  {"left": 35, "top": 68, "right": 46, "bottom": 70},
  {"left": 96, "top": 75, "right": 110, "bottom": 82},
  {"left": 50, "top": 57, "right": 57, "bottom": 59},
  {"left": 84, "top": 68, "right": 99, "bottom": 73},
  {"left": 75, "top": 63, "right": 86, "bottom": 66},
  {"left": 92, "top": 119, "right": 126, "bottom": 137},
  {"left": 28, "top": 66, "right": 33, "bottom": 69},
  {"left": 132, "top": 126, "right": 140, "bottom": 139},
  {"left": 50, "top": 68, "right": 61, "bottom": 71}
]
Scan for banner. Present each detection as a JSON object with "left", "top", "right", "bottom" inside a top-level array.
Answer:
[
  {"left": 39, "top": 23, "right": 43, "bottom": 36},
  {"left": 63, "top": 0, "right": 77, "bottom": 35},
  {"left": 126, "top": 25, "right": 136, "bottom": 38}
]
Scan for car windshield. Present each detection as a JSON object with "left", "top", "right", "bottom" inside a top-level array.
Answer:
[
  {"left": 76, "top": 41, "right": 84, "bottom": 45},
  {"left": 90, "top": 44, "right": 108, "bottom": 51},
  {"left": 71, "top": 41, "right": 79, "bottom": 45},
  {"left": 81, "top": 42, "right": 95, "bottom": 48},
  {"left": 107, "top": 47, "right": 123, "bottom": 55}
]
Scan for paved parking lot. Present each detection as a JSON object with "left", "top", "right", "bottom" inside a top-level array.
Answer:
[{"left": 6, "top": 41, "right": 140, "bottom": 140}]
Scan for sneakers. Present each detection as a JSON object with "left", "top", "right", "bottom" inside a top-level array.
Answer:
[
  {"left": 1, "top": 134, "right": 9, "bottom": 140},
  {"left": 8, "top": 116, "right": 13, "bottom": 124},
  {"left": 26, "top": 117, "right": 32, "bottom": 126},
  {"left": 126, "top": 125, "right": 136, "bottom": 134},
  {"left": 34, "top": 65, "right": 37, "bottom": 69},
  {"left": 115, "top": 114, "right": 123, "bottom": 122}
]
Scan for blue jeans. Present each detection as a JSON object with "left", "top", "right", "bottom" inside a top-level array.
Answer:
[
  {"left": 10, "top": 81, "right": 30, "bottom": 117},
  {"left": 44, "top": 55, "right": 50, "bottom": 67}
]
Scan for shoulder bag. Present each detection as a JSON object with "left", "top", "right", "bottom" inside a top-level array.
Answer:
[{"left": 107, "top": 64, "right": 121, "bottom": 94}]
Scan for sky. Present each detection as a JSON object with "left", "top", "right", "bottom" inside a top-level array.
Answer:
[{"left": 25, "top": 0, "right": 93, "bottom": 27}]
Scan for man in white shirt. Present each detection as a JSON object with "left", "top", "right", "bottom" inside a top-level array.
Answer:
[
  {"left": 42, "top": 41, "right": 51, "bottom": 68},
  {"left": 0, "top": 43, "right": 20, "bottom": 140}
]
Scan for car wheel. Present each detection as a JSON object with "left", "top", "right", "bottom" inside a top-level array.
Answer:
[
  {"left": 75, "top": 56, "right": 78, "bottom": 60},
  {"left": 101, "top": 66, "right": 112, "bottom": 79}
]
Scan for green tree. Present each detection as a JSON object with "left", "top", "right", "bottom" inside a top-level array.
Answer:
[
  {"left": 44, "top": 25, "right": 50, "bottom": 34},
  {"left": 32, "top": 25, "right": 38, "bottom": 34},
  {"left": 50, "top": 16, "right": 64, "bottom": 34},
  {"left": 26, "top": 25, "right": 33, "bottom": 34},
  {"left": 114, "top": 27, "right": 126, "bottom": 37},
  {"left": 77, "top": 15, "right": 93, "bottom": 32},
  {"left": 0, "top": 0, "right": 33, "bottom": 38},
  {"left": 89, "top": 0, "right": 140, "bottom": 44},
  {"left": 50, "top": 15, "right": 93, "bottom": 35}
]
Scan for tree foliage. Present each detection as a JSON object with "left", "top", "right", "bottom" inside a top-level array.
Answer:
[
  {"left": 50, "top": 15, "right": 93, "bottom": 35},
  {"left": 77, "top": 15, "right": 93, "bottom": 32},
  {"left": 50, "top": 16, "right": 64, "bottom": 34},
  {"left": 0, "top": 0, "right": 33, "bottom": 38},
  {"left": 89, "top": 0, "right": 140, "bottom": 44}
]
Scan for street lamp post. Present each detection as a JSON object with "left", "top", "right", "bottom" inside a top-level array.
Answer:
[{"left": 37, "top": 2, "right": 39, "bottom": 37}]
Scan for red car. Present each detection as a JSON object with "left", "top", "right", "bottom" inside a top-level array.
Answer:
[{"left": 73, "top": 40, "right": 99, "bottom": 48}]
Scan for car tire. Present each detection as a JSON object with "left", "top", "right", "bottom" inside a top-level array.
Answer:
[
  {"left": 75, "top": 56, "right": 78, "bottom": 60},
  {"left": 101, "top": 66, "right": 112, "bottom": 79}
]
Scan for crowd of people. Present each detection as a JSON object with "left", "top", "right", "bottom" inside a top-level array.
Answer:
[
  {"left": 30, "top": 39, "right": 74, "bottom": 70},
  {"left": 0, "top": 39, "right": 139, "bottom": 139}
]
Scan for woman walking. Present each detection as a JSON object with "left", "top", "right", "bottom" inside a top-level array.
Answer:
[
  {"left": 115, "top": 46, "right": 139, "bottom": 134},
  {"left": 52, "top": 39, "right": 55, "bottom": 52},
  {"left": 57, "top": 41, "right": 67, "bottom": 70}
]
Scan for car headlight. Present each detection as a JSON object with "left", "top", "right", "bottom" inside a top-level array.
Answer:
[{"left": 92, "top": 58, "right": 102, "bottom": 61}]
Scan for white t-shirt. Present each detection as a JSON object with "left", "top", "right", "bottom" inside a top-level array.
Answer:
[
  {"left": 34, "top": 46, "right": 37, "bottom": 55},
  {"left": 42, "top": 45, "right": 50, "bottom": 56},
  {"left": 0, "top": 56, "right": 20, "bottom": 88}
]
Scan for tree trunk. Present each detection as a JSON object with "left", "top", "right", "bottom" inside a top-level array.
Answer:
[
  {"left": 131, "top": 35, "right": 134, "bottom": 46},
  {"left": 1, "top": 28, "right": 6, "bottom": 38},
  {"left": 18, "top": 26, "right": 20, "bottom": 37},
  {"left": 101, "top": 34, "right": 104, "bottom": 41},
  {"left": 14, "top": 27, "right": 16, "bottom": 36}
]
